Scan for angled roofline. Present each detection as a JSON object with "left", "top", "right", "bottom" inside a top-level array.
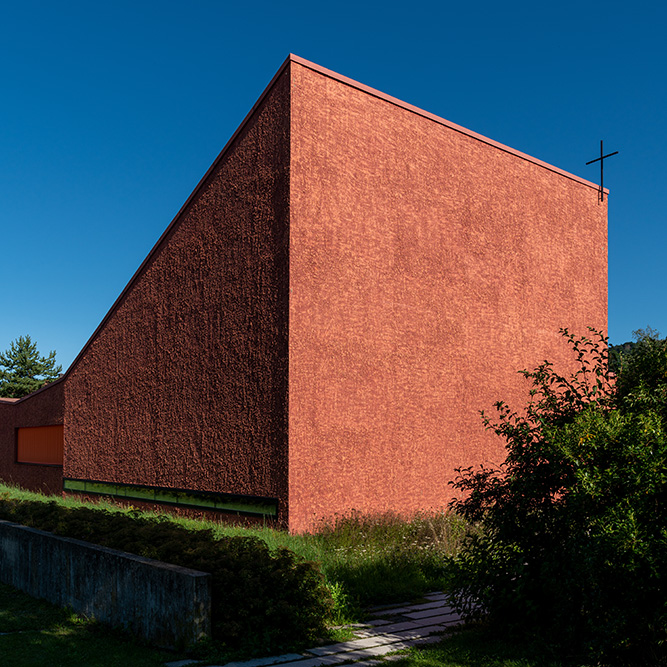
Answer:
[
  {"left": 2, "top": 374, "right": 66, "bottom": 405},
  {"left": 34, "top": 53, "right": 602, "bottom": 390},
  {"left": 59, "top": 55, "right": 295, "bottom": 381},
  {"left": 289, "top": 54, "right": 603, "bottom": 193}
]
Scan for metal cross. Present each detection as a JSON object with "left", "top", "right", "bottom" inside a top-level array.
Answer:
[{"left": 586, "top": 140, "right": 618, "bottom": 202}]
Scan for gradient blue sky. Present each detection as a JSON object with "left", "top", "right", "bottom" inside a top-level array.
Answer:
[{"left": 1, "top": 0, "right": 665, "bottom": 370}]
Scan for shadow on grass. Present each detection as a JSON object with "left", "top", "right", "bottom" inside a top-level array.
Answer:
[
  {"left": 0, "top": 583, "right": 180, "bottom": 667},
  {"left": 0, "top": 629, "right": 177, "bottom": 667},
  {"left": 326, "top": 556, "right": 448, "bottom": 610},
  {"left": 389, "top": 627, "right": 595, "bottom": 667}
]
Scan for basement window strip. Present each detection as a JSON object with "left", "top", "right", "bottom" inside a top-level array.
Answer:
[{"left": 63, "top": 478, "right": 278, "bottom": 518}]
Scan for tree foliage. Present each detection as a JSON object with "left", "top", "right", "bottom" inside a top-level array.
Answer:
[
  {"left": 0, "top": 335, "right": 62, "bottom": 398},
  {"left": 448, "top": 328, "right": 667, "bottom": 665},
  {"left": 608, "top": 326, "right": 661, "bottom": 374}
]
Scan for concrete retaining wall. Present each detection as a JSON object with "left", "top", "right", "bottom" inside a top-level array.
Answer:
[{"left": 0, "top": 519, "right": 211, "bottom": 648}]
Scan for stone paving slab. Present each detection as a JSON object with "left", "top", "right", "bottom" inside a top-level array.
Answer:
[
  {"left": 207, "top": 641, "right": 441, "bottom": 667},
  {"left": 376, "top": 612, "right": 461, "bottom": 634},
  {"left": 308, "top": 633, "right": 419, "bottom": 657},
  {"left": 191, "top": 591, "right": 461, "bottom": 667},
  {"left": 422, "top": 592, "right": 449, "bottom": 601},
  {"left": 220, "top": 654, "right": 304, "bottom": 667},
  {"left": 253, "top": 636, "right": 442, "bottom": 667},
  {"left": 403, "top": 607, "right": 458, "bottom": 620},
  {"left": 393, "top": 624, "right": 453, "bottom": 639},
  {"left": 367, "top": 600, "right": 445, "bottom": 617}
]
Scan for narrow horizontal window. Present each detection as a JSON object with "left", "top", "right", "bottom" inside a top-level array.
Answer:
[
  {"left": 17, "top": 425, "right": 64, "bottom": 466},
  {"left": 63, "top": 478, "right": 278, "bottom": 518}
]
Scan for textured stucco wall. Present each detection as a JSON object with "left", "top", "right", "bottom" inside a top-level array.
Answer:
[
  {"left": 64, "top": 70, "right": 291, "bottom": 521},
  {"left": 288, "top": 62, "right": 607, "bottom": 531},
  {"left": 0, "top": 381, "right": 64, "bottom": 493},
  {"left": 7, "top": 57, "right": 608, "bottom": 533}
]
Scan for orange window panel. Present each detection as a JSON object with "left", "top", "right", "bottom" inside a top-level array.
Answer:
[{"left": 17, "top": 425, "right": 64, "bottom": 465}]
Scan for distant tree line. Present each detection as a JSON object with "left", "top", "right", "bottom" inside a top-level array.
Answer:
[{"left": 608, "top": 326, "right": 661, "bottom": 373}]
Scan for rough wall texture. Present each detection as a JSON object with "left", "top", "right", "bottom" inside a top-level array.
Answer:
[
  {"left": 4, "top": 57, "right": 608, "bottom": 533},
  {"left": 0, "top": 382, "right": 64, "bottom": 493},
  {"left": 64, "top": 70, "right": 291, "bottom": 521},
  {"left": 288, "top": 61, "right": 607, "bottom": 531}
]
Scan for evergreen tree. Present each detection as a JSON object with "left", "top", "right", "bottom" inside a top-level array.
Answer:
[{"left": 0, "top": 335, "right": 62, "bottom": 398}]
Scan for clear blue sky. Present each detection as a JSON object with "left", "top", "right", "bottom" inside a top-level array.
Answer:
[{"left": 1, "top": 0, "right": 665, "bottom": 370}]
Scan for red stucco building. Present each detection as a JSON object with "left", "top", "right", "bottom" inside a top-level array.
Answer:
[{"left": 0, "top": 55, "right": 607, "bottom": 532}]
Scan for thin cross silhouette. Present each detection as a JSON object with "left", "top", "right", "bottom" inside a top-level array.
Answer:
[{"left": 586, "top": 140, "right": 618, "bottom": 202}]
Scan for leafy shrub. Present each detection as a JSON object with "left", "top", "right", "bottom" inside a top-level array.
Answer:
[
  {"left": 616, "top": 327, "right": 667, "bottom": 421},
  {"left": 0, "top": 499, "right": 332, "bottom": 654},
  {"left": 447, "top": 329, "right": 667, "bottom": 665}
]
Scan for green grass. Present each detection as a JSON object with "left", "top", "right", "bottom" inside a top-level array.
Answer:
[
  {"left": 0, "top": 581, "right": 599, "bottom": 667},
  {"left": 135, "top": 502, "right": 466, "bottom": 614},
  {"left": 0, "top": 483, "right": 466, "bottom": 621},
  {"left": 0, "top": 484, "right": 603, "bottom": 666},
  {"left": 0, "top": 583, "right": 181, "bottom": 667},
  {"left": 389, "top": 627, "right": 596, "bottom": 667}
]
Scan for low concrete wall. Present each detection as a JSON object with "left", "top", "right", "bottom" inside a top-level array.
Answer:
[{"left": 0, "top": 519, "right": 211, "bottom": 648}]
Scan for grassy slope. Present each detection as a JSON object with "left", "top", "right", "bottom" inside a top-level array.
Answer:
[
  {"left": 0, "top": 484, "right": 595, "bottom": 666},
  {"left": 0, "top": 483, "right": 465, "bottom": 615},
  {"left": 0, "top": 583, "right": 179, "bottom": 667},
  {"left": 0, "top": 581, "right": 595, "bottom": 667}
]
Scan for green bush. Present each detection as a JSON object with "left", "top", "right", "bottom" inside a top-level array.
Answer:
[
  {"left": 616, "top": 328, "right": 667, "bottom": 421},
  {"left": 447, "top": 329, "right": 667, "bottom": 665},
  {"left": 0, "top": 499, "right": 332, "bottom": 654}
]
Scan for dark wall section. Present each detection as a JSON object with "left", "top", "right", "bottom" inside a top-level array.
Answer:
[
  {"left": 0, "top": 381, "right": 64, "bottom": 493},
  {"left": 64, "top": 69, "right": 291, "bottom": 521}
]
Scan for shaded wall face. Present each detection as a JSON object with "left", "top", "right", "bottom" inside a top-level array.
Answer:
[
  {"left": 0, "top": 382, "right": 64, "bottom": 493},
  {"left": 288, "top": 63, "right": 607, "bottom": 531},
  {"left": 64, "top": 71, "right": 291, "bottom": 517}
]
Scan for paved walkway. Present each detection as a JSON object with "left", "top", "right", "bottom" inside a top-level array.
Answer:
[{"left": 167, "top": 592, "right": 462, "bottom": 667}]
